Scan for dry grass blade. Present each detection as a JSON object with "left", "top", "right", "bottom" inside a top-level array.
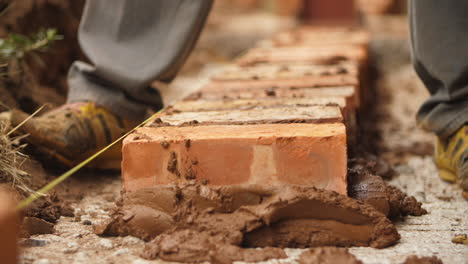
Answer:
[
  {"left": 0, "top": 115, "right": 35, "bottom": 194},
  {"left": 0, "top": 104, "right": 48, "bottom": 198}
]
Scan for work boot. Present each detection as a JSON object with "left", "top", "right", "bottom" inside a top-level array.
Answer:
[
  {"left": 6, "top": 102, "right": 139, "bottom": 169},
  {"left": 434, "top": 125, "right": 468, "bottom": 198}
]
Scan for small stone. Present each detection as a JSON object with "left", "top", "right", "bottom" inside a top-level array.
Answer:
[
  {"left": 20, "top": 254, "right": 35, "bottom": 262},
  {"left": 122, "top": 236, "right": 143, "bottom": 245},
  {"left": 62, "top": 241, "right": 79, "bottom": 254},
  {"left": 33, "top": 259, "right": 51, "bottom": 264},
  {"left": 19, "top": 238, "right": 48, "bottom": 247},
  {"left": 74, "top": 208, "right": 84, "bottom": 216},
  {"left": 82, "top": 220, "right": 92, "bottom": 225},
  {"left": 112, "top": 248, "right": 130, "bottom": 256},
  {"left": 74, "top": 251, "right": 89, "bottom": 263},
  {"left": 44, "top": 235, "right": 63, "bottom": 243},
  {"left": 99, "top": 239, "right": 113, "bottom": 249},
  {"left": 22, "top": 217, "right": 54, "bottom": 236},
  {"left": 132, "top": 259, "right": 152, "bottom": 264},
  {"left": 71, "top": 233, "right": 83, "bottom": 239}
]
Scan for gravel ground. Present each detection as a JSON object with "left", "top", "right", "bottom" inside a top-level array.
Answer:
[{"left": 20, "top": 15, "right": 467, "bottom": 264}]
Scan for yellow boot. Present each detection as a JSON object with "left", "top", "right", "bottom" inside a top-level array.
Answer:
[
  {"left": 7, "top": 102, "right": 139, "bottom": 170},
  {"left": 435, "top": 125, "right": 468, "bottom": 198}
]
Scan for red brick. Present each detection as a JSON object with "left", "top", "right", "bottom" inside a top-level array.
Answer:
[
  {"left": 205, "top": 75, "right": 358, "bottom": 94},
  {"left": 170, "top": 98, "right": 356, "bottom": 144},
  {"left": 205, "top": 63, "right": 359, "bottom": 93},
  {"left": 258, "top": 27, "right": 370, "bottom": 48},
  {"left": 0, "top": 190, "right": 18, "bottom": 264},
  {"left": 172, "top": 97, "right": 347, "bottom": 113},
  {"left": 236, "top": 45, "right": 368, "bottom": 67},
  {"left": 214, "top": 62, "right": 359, "bottom": 81},
  {"left": 188, "top": 86, "right": 357, "bottom": 110},
  {"left": 157, "top": 105, "right": 343, "bottom": 126},
  {"left": 122, "top": 123, "right": 347, "bottom": 195}
]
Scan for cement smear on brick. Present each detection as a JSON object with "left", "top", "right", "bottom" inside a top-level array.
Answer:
[{"left": 95, "top": 183, "right": 400, "bottom": 263}]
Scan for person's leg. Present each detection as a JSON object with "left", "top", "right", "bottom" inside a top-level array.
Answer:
[
  {"left": 68, "top": 0, "right": 214, "bottom": 120},
  {"left": 4, "top": 0, "right": 213, "bottom": 168},
  {"left": 409, "top": 0, "right": 468, "bottom": 194},
  {"left": 409, "top": 0, "right": 468, "bottom": 139}
]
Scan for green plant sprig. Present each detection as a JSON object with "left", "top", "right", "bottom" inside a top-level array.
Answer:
[{"left": 0, "top": 28, "right": 62, "bottom": 64}]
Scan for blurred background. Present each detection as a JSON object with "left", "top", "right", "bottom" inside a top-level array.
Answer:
[
  {"left": 0, "top": 0, "right": 423, "bottom": 161},
  {"left": 0, "top": 0, "right": 410, "bottom": 114}
]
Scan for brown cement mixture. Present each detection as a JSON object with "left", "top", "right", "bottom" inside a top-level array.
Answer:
[
  {"left": 348, "top": 160, "right": 427, "bottom": 218},
  {"left": 402, "top": 255, "right": 444, "bottom": 264},
  {"left": 298, "top": 247, "right": 363, "bottom": 264},
  {"left": 95, "top": 183, "right": 402, "bottom": 263}
]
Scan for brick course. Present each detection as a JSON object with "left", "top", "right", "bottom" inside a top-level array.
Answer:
[{"left": 121, "top": 25, "right": 370, "bottom": 195}]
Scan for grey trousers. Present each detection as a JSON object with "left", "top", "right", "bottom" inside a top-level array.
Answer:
[
  {"left": 410, "top": 1, "right": 468, "bottom": 139},
  {"left": 67, "top": 0, "right": 214, "bottom": 120}
]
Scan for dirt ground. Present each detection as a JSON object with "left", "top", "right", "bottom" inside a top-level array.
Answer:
[{"left": 18, "top": 15, "right": 467, "bottom": 264}]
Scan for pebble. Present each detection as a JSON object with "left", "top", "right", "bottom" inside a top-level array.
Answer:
[
  {"left": 20, "top": 255, "right": 35, "bottom": 264},
  {"left": 74, "top": 208, "right": 84, "bottom": 216},
  {"left": 75, "top": 252, "right": 89, "bottom": 259},
  {"left": 132, "top": 259, "right": 152, "bottom": 264},
  {"left": 71, "top": 233, "right": 83, "bottom": 239},
  {"left": 112, "top": 248, "right": 130, "bottom": 256},
  {"left": 122, "top": 236, "right": 143, "bottom": 245},
  {"left": 33, "top": 259, "right": 51, "bottom": 264},
  {"left": 99, "top": 239, "right": 114, "bottom": 249},
  {"left": 19, "top": 238, "right": 47, "bottom": 247},
  {"left": 62, "top": 242, "right": 79, "bottom": 254},
  {"left": 84, "top": 205, "right": 106, "bottom": 216},
  {"left": 82, "top": 220, "right": 92, "bottom": 225},
  {"left": 73, "top": 251, "right": 89, "bottom": 264},
  {"left": 43, "top": 235, "right": 64, "bottom": 243}
]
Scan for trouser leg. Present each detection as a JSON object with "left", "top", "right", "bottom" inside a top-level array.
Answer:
[
  {"left": 409, "top": 0, "right": 468, "bottom": 140},
  {"left": 67, "top": 0, "right": 214, "bottom": 120}
]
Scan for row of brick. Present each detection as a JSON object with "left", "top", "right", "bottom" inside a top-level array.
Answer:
[{"left": 122, "top": 26, "right": 370, "bottom": 195}]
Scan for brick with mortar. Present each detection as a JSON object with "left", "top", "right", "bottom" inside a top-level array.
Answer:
[
  {"left": 205, "top": 75, "right": 359, "bottom": 93},
  {"left": 207, "top": 62, "right": 360, "bottom": 99},
  {"left": 122, "top": 123, "right": 347, "bottom": 195},
  {"left": 236, "top": 45, "right": 368, "bottom": 67},
  {"left": 170, "top": 97, "right": 355, "bottom": 135},
  {"left": 156, "top": 105, "right": 342, "bottom": 127},
  {"left": 187, "top": 86, "right": 357, "bottom": 110},
  {"left": 171, "top": 97, "right": 347, "bottom": 113},
  {"left": 213, "top": 62, "right": 359, "bottom": 81},
  {"left": 257, "top": 27, "right": 370, "bottom": 48}
]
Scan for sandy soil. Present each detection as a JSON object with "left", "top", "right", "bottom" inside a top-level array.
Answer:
[{"left": 19, "top": 15, "right": 467, "bottom": 264}]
